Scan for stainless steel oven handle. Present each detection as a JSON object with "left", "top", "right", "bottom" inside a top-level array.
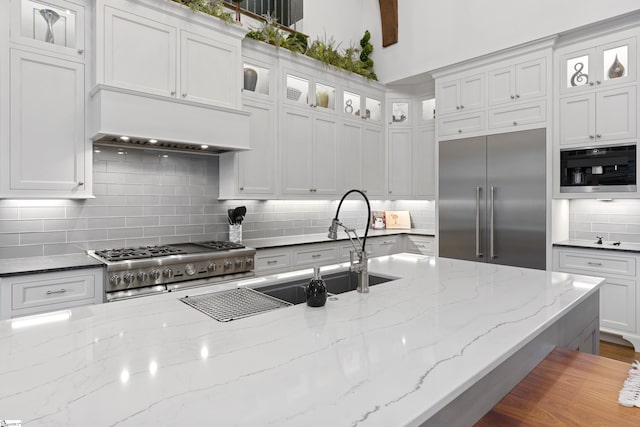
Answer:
[
  {"left": 476, "top": 187, "right": 482, "bottom": 258},
  {"left": 490, "top": 186, "right": 496, "bottom": 259}
]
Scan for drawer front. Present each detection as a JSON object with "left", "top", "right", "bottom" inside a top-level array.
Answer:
[
  {"left": 487, "top": 99, "right": 546, "bottom": 129},
  {"left": 406, "top": 236, "right": 434, "bottom": 255},
  {"left": 438, "top": 111, "right": 485, "bottom": 137},
  {"left": 372, "top": 237, "right": 400, "bottom": 256},
  {"left": 339, "top": 244, "right": 373, "bottom": 261},
  {"left": 557, "top": 250, "right": 636, "bottom": 277},
  {"left": 254, "top": 251, "right": 291, "bottom": 273},
  {"left": 293, "top": 247, "right": 337, "bottom": 266},
  {"left": 12, "top": 272, "right": 96, "bottom": 310}
]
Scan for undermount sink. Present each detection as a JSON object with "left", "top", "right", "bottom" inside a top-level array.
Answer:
[{"left": 255, "top": 271, "right": 395, "bottom": 305}]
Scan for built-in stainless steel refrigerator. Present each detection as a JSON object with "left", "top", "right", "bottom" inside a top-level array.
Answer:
[{"left": 438, "top": 128, "right": 546, "bottom": 270}]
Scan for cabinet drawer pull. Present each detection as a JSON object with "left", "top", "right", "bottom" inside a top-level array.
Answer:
[
  {"left": 587, "top": 262, "right": 603, "bottom": 266},
  {"left": 381, "top": 241, "right": 394, "bottom": 245},
  {"left": 267, "top": 260, "right": 278, "bottom": 265},
  {"left": 46, "top": 288, "right": 67, "bottom": 295},
  {"left": 311, "top": 254, "right": 322, "bottom": 258},
  {"left": 416, "top": 244, "right": 425, "bottom": 248}
]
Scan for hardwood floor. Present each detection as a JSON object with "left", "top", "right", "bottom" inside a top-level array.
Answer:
[{"left": 600, "top": 341, "right": 640, "bottom": 364}]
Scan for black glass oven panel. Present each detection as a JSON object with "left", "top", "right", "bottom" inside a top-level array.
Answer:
[{"left": 560, "top": 145, "right": 636, "bottom": 187}]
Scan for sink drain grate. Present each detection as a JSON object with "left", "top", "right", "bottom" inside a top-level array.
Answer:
[{"left": 180, "top": 287, "right": 291, "bottom": 322}]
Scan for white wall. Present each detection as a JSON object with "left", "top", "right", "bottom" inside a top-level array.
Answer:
[{"left": 302, "top": 0, "right": 640, "bottom": 84}]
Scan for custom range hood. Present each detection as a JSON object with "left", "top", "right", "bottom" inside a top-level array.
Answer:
[{"left": 89, "top": 85, "right": 251, "bottom": 155}]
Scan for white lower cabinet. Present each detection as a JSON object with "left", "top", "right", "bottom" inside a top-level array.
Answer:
[
  {"left": 254, "top": 249, "right": 291, "bottom": 274},
  {"left": 404, "top": 235, "right": 435, "bottom": 255},
  {"left": 553, "top": 247, "right": 640, "bottom": 350},
  {"left": 370, "top": 236, "right": 402, "bottom": 256},
  {"left": 0, "top": 267, "right": 104, "bottom": 320},
  {"left": 292, "top": 245, "right": 337, "bottom": 267}
]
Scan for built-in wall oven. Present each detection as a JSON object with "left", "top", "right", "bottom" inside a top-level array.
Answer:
[{"left": 560, "top": 144, "right": 636, "bottom": 193}]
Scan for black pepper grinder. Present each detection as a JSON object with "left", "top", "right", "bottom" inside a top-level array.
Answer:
[{"left": 306, "top": 266, "right": 327, "bottom": 307}]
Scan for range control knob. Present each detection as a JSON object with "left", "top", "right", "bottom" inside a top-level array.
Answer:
[
  {"left": 109, "top": 275, "right": 122, "bottom": 287},
  {"left": 123, "top": 273, "right": 135, "bottom": 285},
  {"left": 185, "top": 263, "right": 197, "bottom": 276},
  {"left": 150, "top": 269, "right": 161, "bottom": 280},
  {"left": 223, "top": 260, "right": 233, "bottom": 270},
  {"left": 163, "top": 267, "right": 173, "bottom": 278},
  {"left": 235, "top": 258, "right": 244, "bottom": 268},
  {"left": 245, "top": 257, "right": 254, "bottom": 267},
  {"left": 207, "top": 262, "right": 217, "bottom": 272},
  {"left": 137, "top": 272, "right": 148, "bottom": 282}
]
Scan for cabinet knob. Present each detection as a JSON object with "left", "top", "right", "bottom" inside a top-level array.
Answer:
[
  {"left": 77, "top": 49, "right": 84, "bottom": 54},
  {"left": 363, "top": 189, "right": 367, "bottom": 193},
  {"left": 513, "top": 121, "right": 518, "bottom": 126},
  {"left": 515, "top": 94, "right": 520, "bottom": 98},
  {"left": 596, "top": 134, "right": 602, "bottom": 138},
  {"left": 460, "top": 105, "right": 464, "bottom": 109},
  {"left": 510, "top": 95, "right": 515, "bottom": 99},
  {"left": 589, "top": 82, "right": 595, "bottom": 86},
  {"left": 239, "top": 186, "right": 244, "bottom": 191},
  {"left": 456, "top": 106, "right": 460, "bottom": 110},
  {"left": 458, "top": 129, "right": 462, "bottom": 133},
  {"left": 170, "top": 90, "right": 176, "bottom": 96},
  {"left": 596, "top": 80, "right": 601, "bottom": 85},
  {"left": 182, "top": 93, "right": 187, "bottom": 98},
  {"left": 389, "top": 190, "right": 392, "bottom": 194},
  {"left": 77, "top": 181, "right": 84, "bottom": 186},
  {"left": 589, "top": 135, "right": 595, "bottom": 139}
]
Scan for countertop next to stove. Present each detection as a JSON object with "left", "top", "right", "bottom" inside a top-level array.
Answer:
[
  {"left": 243, "top": 228, "right": 435, "bottom": 249},
  {"left": 0, "top": 254, "right": 602, "bottom": 426},
  {"left": 0, "top": 253, "right": 104, "bottom": 277},
  {"left": 554, "top": 239, "right": 640, "bottom": 253}
]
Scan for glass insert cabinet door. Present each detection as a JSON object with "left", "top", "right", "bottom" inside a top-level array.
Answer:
[
  {"left": 314, "top": 82, "right": 335, "bottom": 110},
  {"left": 10, "top": 0, "right": 85, "bottom": 57},
  {"left": 243, "top": 63, "right": 270, "bottom": 96},
  {"left": 562, "top": 37, "right": 636, "bottom": 93},
  {"left": 343, "top": 90, "right": 361, "bottom": 118}
]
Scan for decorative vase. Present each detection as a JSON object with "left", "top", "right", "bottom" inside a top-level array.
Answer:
[
  {"left": 243, "top": 67, "right": 258, "bottom": 91},
  {"left": 316, "top": 90, "right": 329, "bottom": 108},
  {"left": 39, "top": 9, "right": 60, "bottom": 44},
  {"left": 608, "top": 54, "right": 625, "bottom": 79}
]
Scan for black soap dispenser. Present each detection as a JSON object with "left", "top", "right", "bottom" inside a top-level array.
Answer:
[{"left": 306, "top": 266, "right": 327, "bottom": 307}]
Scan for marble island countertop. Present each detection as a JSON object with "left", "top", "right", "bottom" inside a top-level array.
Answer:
[{"left": 0, "top": 254, "right": 602, "bottom": 426}]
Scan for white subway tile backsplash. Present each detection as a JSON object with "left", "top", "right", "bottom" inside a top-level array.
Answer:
[
  {"left": 20, "top": 231, "right": 66, "bottom": 245},
  {"left": 108, "top": 227, "right": 144, "bottom": 240},
  {"left": 569, "top": 200, "right": 640, "bottom": 243},
  {"left": 0, "top": 149, "right": 435, "bottom": 259}
]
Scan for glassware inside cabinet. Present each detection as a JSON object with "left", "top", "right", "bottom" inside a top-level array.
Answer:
[
  {"left": 315, "top": 83, "right": 335, "bottom": 110},
  {"left": 243, "top": 63, "right": 269, "bottom": 95},
  {"left": 343, "top": 91, "right": 360, "bottom": 117},
  {"left": 366, "top": 97, "right": 381, "bottom": 121},
  {"left": 19, "top": 0, "right": 77, "bottom": 49},
  {"left": 604, "top": 45, "right": 628, "bottom": 81},
  {"left": 422, "top": 98, "right": 436, "bottom": 122},
  {"left": 566, "top": 54, "right": 590, "bottom": 88},
  {"left": 286, "top": 74, "right": 308, "bottom": 105},
  {"left": 391, "top": 102, "right": 409, "bottom": 123}
]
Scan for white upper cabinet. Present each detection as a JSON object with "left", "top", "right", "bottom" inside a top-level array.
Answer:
[
  {"left": 388, "top": 128, "right": 413, "bottom": 198},
  {"left": 414, "top": 123, "right": 436, "bottom": 198},
  {"left": 103, "top": 6, "right": 176, "bottom": 97},
  {"left": 557, "top": 31, "right": 638, "bottom": 146},
  {"left": 10, "top": 0, "right": 85, "bottom": 59},
  {"left": 560, "top": 35, "right": 636, "bottom": 95},
  {"left": 488, "top": 58, "right": 546, "bottom": 106},
  {"left": 362, "top": 125, "right": 387, "bottom": 198},
  {"left": 4, "top": 49, "right": 87, "bottom": 196},
  {"left": 437, "top": 73, "right": 485, "bottom": 115},
  {"left": 99, "top": 1, "right": 241, "bottom": 109}
]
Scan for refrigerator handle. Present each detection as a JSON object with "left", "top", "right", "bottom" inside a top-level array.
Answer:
[
  {"left": 490, "top": 186, "right": 496, "bottom": 259},
  {"left": 476, "top": 187, "right": 483, "bottom": 258}
]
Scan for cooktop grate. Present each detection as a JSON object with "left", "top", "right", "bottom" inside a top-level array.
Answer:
[{"left": 179, "top": 288, "right": 291, "bottom": 322}]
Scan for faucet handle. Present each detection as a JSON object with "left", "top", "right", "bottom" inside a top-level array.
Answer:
[{"left": 595, "top": 236, "right": 604, "bottom": 244}]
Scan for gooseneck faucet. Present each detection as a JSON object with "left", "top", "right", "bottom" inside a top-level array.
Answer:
[{"left": 327, "top": 189, "right": 371, "bottom": 293}]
